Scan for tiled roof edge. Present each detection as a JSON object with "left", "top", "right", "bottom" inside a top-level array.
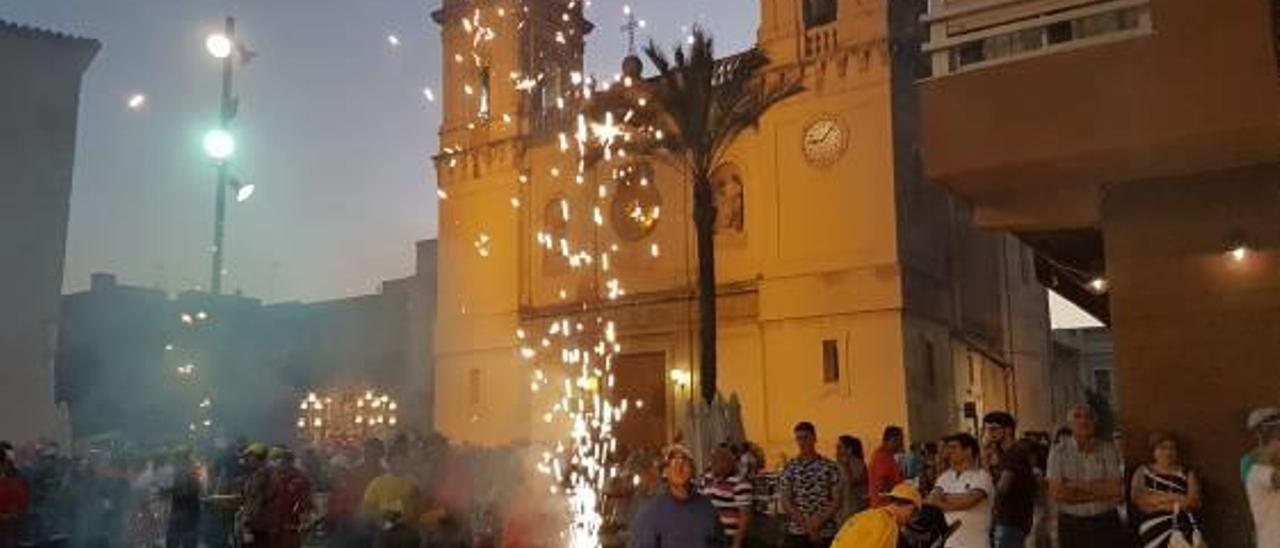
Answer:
[{"left": 0, "top": 19, "right": 99, "bottom": 47}]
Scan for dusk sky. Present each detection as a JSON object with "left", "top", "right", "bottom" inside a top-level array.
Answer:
[
  {"left": 1, "top": 0, "right": 755, "bottom": 301},
  {"left": 2, "top": 0, "right": 1097, "bottom": 327}
]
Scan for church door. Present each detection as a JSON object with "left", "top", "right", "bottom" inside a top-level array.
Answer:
[{"left": 612, "top": 352, "right": 668, "bottom": 458}]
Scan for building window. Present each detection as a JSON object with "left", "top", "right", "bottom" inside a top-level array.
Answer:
[
  {"left": 478, "top": 67, "right": 491, "bottom": 119},
  {"left": 1092, "top": 368, "right": 1113, "bottom": 401},
  {"left": 941, "top": 5, "right": 1148, "bottom": 73},
  {"left": 955, "top": 41, "right": 985, "bottom": 67},
  {"left": 804, "top": 0, "right": 838, "bottom": 29},
  {"left": 822, "top": 339, "right": 840, "bottom": 384},
  {"left": 540, "top": 195, "right": 570, "bottom": 255},
  {"left": 1045, "top": 21, "right": 1073, "bottom": 45}
]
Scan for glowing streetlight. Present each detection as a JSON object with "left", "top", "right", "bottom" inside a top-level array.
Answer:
[
  {"left": 1229, "top": 245, "right": 1248, "bottom": 262},
  {"left": 230, "top": 178, "right": 255, "bottom": 202},
  {"left": 203, "top": 129, "right": 236, "bottom": 160},
  {"left": 206, "top": 33, "right": 234, "bottom": 59}
]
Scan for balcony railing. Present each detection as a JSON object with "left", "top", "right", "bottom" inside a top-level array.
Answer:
[
  {"left": 923, "top": 0, "right": 1153, "bottom": 76},
  {"left": 804, "top": 26, "right": 840, "bottom": 60}
]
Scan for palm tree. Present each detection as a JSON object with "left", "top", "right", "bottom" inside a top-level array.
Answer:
[{"left": 640, "top": 28, "right": 802, "bottom": 404}]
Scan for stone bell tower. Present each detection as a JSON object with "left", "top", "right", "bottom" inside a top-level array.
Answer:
[{"left": 430, "top": 0, "right": 590, "bottom": 444}]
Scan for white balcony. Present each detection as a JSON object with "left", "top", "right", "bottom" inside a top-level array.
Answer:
[{"left": 923, "top": 0, "right": 1153, "bottom": 76}]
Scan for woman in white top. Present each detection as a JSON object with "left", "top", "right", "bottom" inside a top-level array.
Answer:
[{"left": 927, "top": 433, "right": 994, "bottom": 548}]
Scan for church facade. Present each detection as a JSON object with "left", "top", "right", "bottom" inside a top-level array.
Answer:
[{"left": 430, "top": 0, "right": 1053, "bottom": 461}]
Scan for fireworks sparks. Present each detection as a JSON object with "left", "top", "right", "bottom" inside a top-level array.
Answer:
[{"left": 428, "top": 1, "right": 677, "bottom": 545}]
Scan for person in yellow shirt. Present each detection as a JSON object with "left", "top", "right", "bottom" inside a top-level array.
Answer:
[
  {"left": 362, "top": 444, "right": 422, "bottom": 547},
  {"left": 831, "top": 483, "right": 921, "bottom": 548}
]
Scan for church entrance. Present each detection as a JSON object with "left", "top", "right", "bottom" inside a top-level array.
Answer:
[{"left": 611, "top": 352, "right": 668, "bottom": 458}]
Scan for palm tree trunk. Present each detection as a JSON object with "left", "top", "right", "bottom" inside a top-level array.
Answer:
[{"left": 693, "top": 174, "right": 718, "bottom": 405}]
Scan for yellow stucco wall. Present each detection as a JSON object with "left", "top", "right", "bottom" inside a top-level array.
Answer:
[{"left": 430, "top": 0, "right": 1049, "bottom": 454}]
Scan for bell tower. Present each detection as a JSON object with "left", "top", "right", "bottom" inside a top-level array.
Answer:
[
  {"left": 430, "top": 0, "right": 590, "bottom": 444},
  {"left": 758, "top": 0, "right": 873, "bottom": 67},
  {"left": 433, "top": 0, "right": 589, "bottom": 147}
]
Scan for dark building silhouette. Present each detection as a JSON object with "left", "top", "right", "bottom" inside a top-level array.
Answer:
[
  {"left": 0, "top": 20, "right": 99, "bottom": 444},
  {"left": 56, "top": 241, "right": 437, "bottom": 443}
]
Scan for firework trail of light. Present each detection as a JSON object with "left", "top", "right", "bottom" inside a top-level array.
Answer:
[{"left": 438, "top": 1, "right": 669, "bottom": 545}]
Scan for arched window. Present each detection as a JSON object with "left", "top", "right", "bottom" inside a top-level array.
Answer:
[
  {"left": 478, "top": 66, "right": 491, "bottom": 119},
  {"left": 541, "top": 195, "right": 570, "bottom": 255},
  {"left": 804, "top": 0, "right": 838, "bottom": 29}
]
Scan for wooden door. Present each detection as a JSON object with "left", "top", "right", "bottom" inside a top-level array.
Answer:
[{"left": 611, "top": 352, "right": 668, "bottom": 458}]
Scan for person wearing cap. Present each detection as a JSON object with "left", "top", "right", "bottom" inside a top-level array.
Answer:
[
  {"left": 628, "top": 444, "right": 720, "bottom": 548},
  {"left": 830, "top": 483, "right": 921, "bottom": 548},
  {"left": 982, "top": 412, "right": 1036, "bottom": 548},
  {"left": 1243, "top": 407, "right": 1280, "bottom": 486},
  {"left": 1246, "top": 417, "right": 1280, "bottom": 548}
]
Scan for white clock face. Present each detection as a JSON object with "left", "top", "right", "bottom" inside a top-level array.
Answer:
[{"left": 802, "top": 118, "right": 847, "bottom": 166}]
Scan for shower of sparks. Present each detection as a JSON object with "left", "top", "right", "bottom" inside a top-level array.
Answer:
[{"left": 432, "top": 1, "right": 674, "bottom": 546}]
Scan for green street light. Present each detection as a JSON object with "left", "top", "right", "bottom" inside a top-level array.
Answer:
[{"left": 203, "top": 129, "right": 236, "bottom": 160}]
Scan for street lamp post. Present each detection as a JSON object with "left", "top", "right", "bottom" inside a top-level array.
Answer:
[{"left": 208, "top": 17, "right": 237, "bottom": 295}]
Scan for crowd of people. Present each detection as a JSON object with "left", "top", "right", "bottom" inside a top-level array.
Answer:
[
  {"left": 1, "top": 404, "right": 1278, "bottom": 548},
  {"left": 0, "top": 432, "right": 546, "bottom": 548},
  {"left": 621, "top": 404, "right": 1280, "bottom": 548}
]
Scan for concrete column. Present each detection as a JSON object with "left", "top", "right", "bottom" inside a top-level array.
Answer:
[{"left": 1103, "top": 171, "right": 1280, "bottom": 544}]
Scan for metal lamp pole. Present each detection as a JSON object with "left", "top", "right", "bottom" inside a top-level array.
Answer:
[{"left": 210, "top": 16, "right": 236, "bottom": 295}]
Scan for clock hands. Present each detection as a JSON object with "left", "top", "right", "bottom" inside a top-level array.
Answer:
[{"left": 806, "top": 124, "right": 837, "bottom": 146}]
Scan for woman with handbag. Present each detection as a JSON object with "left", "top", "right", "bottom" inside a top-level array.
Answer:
[{"left": 1130, "top": 432, "right": 1204, "bottom": 548}]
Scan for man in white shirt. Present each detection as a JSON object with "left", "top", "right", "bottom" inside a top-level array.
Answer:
[
  {"left": 927, "top": 433, "right": 993, "bottom": 548},
  {"left": 1047, "top": 405, "right": 1125, "bottom": 548},
  {"left": 1247, "top": 424, "right": 1280, "bottom": 548}
]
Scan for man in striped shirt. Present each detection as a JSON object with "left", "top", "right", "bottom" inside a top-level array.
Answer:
[{"left": 701, "top": 444, "right": 754, "bottom": 548}]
